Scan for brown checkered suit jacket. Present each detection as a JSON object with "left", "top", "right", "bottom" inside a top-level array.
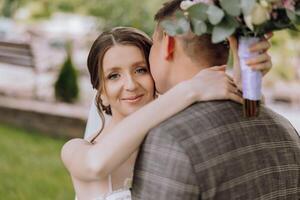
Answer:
[{"left": 132, "top": 101, "right": 300, "bottom": 199}]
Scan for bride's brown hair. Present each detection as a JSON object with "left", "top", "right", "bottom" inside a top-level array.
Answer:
[{"left": 87, "top": 27, "right": 153, "bottom": 143}]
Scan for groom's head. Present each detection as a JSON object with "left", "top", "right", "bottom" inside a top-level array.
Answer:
[{"left": 150, "top": 0, "right": 229, "bottom": 93}]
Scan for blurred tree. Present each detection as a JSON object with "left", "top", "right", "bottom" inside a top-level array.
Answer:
[
  {"left": 1, "top": 0, "right": 19, "bottom": 17},
  {"left": 54, "top": 42, "right": 79, "bottom": 103}
]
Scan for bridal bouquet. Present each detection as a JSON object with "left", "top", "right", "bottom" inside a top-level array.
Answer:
[{"left": 162, "top": 0, "right": 300, "bottom": 117}]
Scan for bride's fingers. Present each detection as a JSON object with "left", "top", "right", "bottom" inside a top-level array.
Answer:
[
  {"left": 226, "top": 83, "right": 243, "bottom": 101},
  {"left": 249, "top": 40, "right": 271, "bottom": 53},
  {"left": 228, "top": 93, "right": 243, "bottom": 104},
  {"left": 225, "top": 74, "right": 236, "bottom": 86},
  {"left": 249, "top": 60, "right": 272, "bottom": 72},
  {"left": 226, "top": 74, "right": 234, "bottom": 81},
  {"left": 227, "top": 82, "right": 240, "bottom": 95},
  {"left": 246, "top": 53, "right": 270, "bottom": 65}
]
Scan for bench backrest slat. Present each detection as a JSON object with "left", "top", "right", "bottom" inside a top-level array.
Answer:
[{"left": 0, "top": 40, "right": 34, "bottom": 68}]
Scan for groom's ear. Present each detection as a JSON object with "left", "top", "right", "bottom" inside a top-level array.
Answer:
[{"left": 164, "top": 34, "right": 175, "bottom": 60}]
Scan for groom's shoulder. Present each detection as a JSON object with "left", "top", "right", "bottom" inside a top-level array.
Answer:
[
  {"left": 149, "top": 100, "right": 293, "bottom": 139},
  {"left": 149, "top": 101, "right": 241, "bottom": 136},
  {"left": 162, "top": 100, "right": 242, "bottom": 125}
]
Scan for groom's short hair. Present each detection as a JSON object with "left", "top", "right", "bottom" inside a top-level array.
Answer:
[{"left": 154, "top": 0, "right": 229, "bottom": 67}]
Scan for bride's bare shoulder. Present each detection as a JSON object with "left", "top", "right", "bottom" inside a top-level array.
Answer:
[{"left": 61, "top": 138, "right": 91, "bottom": 169}]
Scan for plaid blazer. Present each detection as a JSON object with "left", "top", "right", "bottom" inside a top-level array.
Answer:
[{"left": 132, "top": 101, "right": 300, "bottom": 200}]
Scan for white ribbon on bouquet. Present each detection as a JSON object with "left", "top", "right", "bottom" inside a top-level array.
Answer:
[{"left": 238, "top": 37, "right": 262, "bottom": 101}]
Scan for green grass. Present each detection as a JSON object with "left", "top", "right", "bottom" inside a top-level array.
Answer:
[{"left": 0, "top": 123, "right": 74, "bottom": 199}]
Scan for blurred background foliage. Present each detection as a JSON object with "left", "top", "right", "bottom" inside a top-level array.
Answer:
[
  {"left": 0, "top": 0, "right": 164, "bottom": 35},
  {"left": 269, "top": 30, "right": 300, "bottom": 82}
]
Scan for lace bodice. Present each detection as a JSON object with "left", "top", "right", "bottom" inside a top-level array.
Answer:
[{"left": 92, "top": 175, "right": 132, "bottom": 200}]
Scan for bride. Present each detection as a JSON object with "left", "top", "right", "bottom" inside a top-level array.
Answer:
[{"left": 61, "top": 27, "right": 272, "bottom": 200}]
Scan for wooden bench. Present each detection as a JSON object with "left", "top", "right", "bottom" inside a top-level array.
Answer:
[
  {"left": 0, "top": 40, "right": 35, "bottom": 68},
  {"left": 0, "top": 40, "right": 38, "bottom": 98}
]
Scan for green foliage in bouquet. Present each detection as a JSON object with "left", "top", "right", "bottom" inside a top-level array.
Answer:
[
  {"left": 54, "top": 43, "right": 79, "bottom": 103},
  {"left": 162, "top": 0, "right": 300, "bottom": 43}
]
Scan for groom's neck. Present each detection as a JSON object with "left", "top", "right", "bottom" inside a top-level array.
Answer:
[{"left": 167, "top": 57, "right": 211, "bottom": 89}]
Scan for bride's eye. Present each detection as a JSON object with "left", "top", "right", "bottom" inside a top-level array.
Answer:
[
  {"left": 135, "top": 67, "right": 148, "bottom": 74},
  {"left": 107, "top": 73, "right": 120, "bottom": 80}
]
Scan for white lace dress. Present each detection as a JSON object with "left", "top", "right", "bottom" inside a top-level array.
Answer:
[
  {"left": 94, "top": 175, "right": 132, "bottom": 200},
  {"left": 76, "top": 175, "right": 132, "bottom": 200}
]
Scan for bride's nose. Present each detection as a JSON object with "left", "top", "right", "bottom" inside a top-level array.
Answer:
[{"left": 124, "top": 75, "right": 138, "bottom": 91}]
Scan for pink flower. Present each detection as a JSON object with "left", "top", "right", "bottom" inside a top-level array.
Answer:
[{"left": 281, "top": 0, "right": 295, "bottom": 10}]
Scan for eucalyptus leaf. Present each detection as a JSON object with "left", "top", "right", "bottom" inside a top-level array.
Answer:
[
  {"left": 175, "top": 10, "right": 186, "bottom": 18},
  {"left": 240, "top": 0, "right": 255, "bottom": 15},
  {"left": 191, "top": 19, "right": 207, "bottom": 35},
  {"left": 287, "top": 10, "right": 300, "bottom": 24},
  {"left": 187, "top": 3, "right": 209, "bottom": 21},
  {"left": 207, "top": 4, "right": 225, "bottom": 25},
  {"left": 176, "top": 17, "right": 191, "bottom": 34},
  {"left": 295, "top": 6, "right": 300, "bottom": 15},
  {"left": 161, "top": 17, "right": 190, "bottom": 36},
  {"left": 287, "top": 10, "right": 296, "bottom": 20},
  {"left": 161, "top": 20, "right": 178, "bottom": 36},
  {"left": 220, "top": 0, "right": 241, "bottom": 16},
  {"left": 212, "top": 16, "right": 239, "bottom": 43},
  {"left": 206, "top": 23, "right": 214, "bottom": 34}
]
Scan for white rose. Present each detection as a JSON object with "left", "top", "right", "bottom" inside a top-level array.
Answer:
[
  {"left": 260, "top": 0, "right": 270, "bottom": 8},
  {"left": 251, "top": 3, "right": 270, "bottom": 25}
]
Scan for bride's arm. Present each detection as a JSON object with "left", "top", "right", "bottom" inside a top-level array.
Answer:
[{"left": 61, "top": 66, "right": 240, "bottom": 181}]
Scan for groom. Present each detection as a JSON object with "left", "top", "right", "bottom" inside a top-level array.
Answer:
[{"left": 131, "top": 0, "right": 300, "bottom": 199}]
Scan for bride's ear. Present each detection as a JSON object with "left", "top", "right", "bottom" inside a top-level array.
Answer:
[
  {"left": 163, "top": 34, "right": 175, "bottom": 60},
  {"left": 100, "top": 93, "right": 109, "bottom": 107}
]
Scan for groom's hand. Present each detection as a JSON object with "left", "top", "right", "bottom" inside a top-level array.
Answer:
[{"left": 228, "top": 32, "right": 273, "bottom": 90}]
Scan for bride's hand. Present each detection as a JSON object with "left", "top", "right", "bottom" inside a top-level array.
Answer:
[
  {"left": 187, "top": 65, "right": 243, "bottom": 104},
  {"left": 228, "top": 32, "right": 273, "bottom": 90}
]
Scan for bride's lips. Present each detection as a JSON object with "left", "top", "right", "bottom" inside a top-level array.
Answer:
[{"left": 121, "top": 94, "right": 144, "bottom": 103}]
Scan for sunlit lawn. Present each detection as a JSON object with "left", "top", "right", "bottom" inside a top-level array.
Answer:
[{"left": 0, "top": 123, "right": 74, "bottom": 199}]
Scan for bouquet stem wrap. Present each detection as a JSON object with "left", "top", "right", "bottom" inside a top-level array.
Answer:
[{"left": 238, "top": 37, "right": 262, "bottom": 117}]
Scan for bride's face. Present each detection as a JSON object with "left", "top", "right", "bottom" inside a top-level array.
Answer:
[{"left": 101, "top": 44, "right": 155, "bottom": 119}]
